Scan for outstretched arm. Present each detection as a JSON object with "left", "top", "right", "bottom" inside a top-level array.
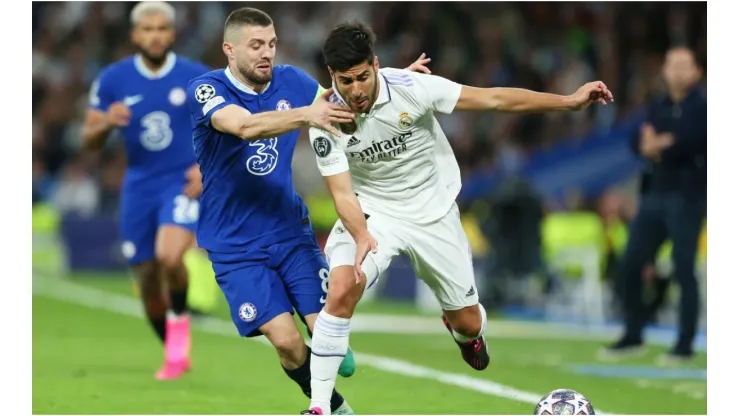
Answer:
[
  {"left": 409, "top": 72, "right": 614, "bottom": 115},
  {"left": 454, "top": 81, "right": 614, "bottom": 112},
  {"left": 188, "top": 78, "right": 354, "bottom": 140},
  {"left": 210, "top": 104, "right": 312, "bottom": 141},
  {"left": 211, "top": 89, "right": 355, "bottom": 140}
]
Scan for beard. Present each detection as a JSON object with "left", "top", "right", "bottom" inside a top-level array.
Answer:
[
  {"left": 333, "top": 74, "right": 378, "bottom": 114},
  {"left": 137, "top": 45, "right": 171, "bottom": 66},
  {"left": 236, "top": 61, "right": 273, "bottom": 86}
]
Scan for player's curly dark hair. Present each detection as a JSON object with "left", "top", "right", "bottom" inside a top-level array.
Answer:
[{"left": 322, "top": 21, "right": 377, "bottom": 72}]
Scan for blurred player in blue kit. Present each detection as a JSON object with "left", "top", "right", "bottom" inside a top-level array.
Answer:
[
  {"left": 82, "top": 2, "right": 210, "bottom": 380},
  {"left": 187, "top": 7, "right": 431, "bottom": 414}
]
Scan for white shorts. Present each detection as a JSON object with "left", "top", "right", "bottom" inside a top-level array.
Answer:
[{"left": 324, "top": 203, "right": 479, "bottom": 310}]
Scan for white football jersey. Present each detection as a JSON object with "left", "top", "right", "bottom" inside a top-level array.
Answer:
[{"left": 308, "top": 68, "right": 463, "bottom": 224}]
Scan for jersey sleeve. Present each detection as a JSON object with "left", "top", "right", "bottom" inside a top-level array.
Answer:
[
  {"left": 186, "top": 78, "right": 233, "bottom": 128},
  {"left": 314, "top": 85, "right": 328, "bottom": 104},
  {"left": 88, "top": 68, "right": 116, "bottom": 112},
  {"left": 410, "top": 72, "right": 463, "bottom": 114},
  {"left": 308, "top": 127, "right": 349, "bottom": 176}
]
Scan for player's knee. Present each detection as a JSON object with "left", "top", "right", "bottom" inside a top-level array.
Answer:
[
  {"left": 156, "top": 250, "right": 185, "bottom": 273},
  {"left": 324, "top": 267, "right": 364, "bottom": 318},
  {"left": 446, "top": 305, "right": 484, "bottom": 338},
  {"left": 271, "top": 330, "right": 306, "bottom": 363}
]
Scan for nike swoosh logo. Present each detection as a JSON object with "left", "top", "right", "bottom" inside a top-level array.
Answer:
[{"left": 123, "top": 95, "right": 144, "bottom": 106}]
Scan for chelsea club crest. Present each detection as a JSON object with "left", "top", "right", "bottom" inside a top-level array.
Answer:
[
  {"left": 238, "top": 302, "right": 257, "bottom": 322},
  {"left": 169, "top": 87, "right": 186, "bottom": 106},
  {"left": 276, "top": 99, "right": 291, "bottom": 111}
]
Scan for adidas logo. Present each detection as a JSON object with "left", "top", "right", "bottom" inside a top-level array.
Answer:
[
  {"left": 465, "top": 286, "right": 476, "bottom": 297},
  {"left": 347, "top": 136, "right": 360, "bottom": 147}
]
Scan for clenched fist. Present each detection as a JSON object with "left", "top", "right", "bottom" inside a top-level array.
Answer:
[{"left": 106, "top": 102, "right": 132, "bottom": 127}]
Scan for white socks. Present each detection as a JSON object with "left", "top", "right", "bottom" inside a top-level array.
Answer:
[
  {"left": 451, "top": 303, "right": 487, "bottom": 343},
  {"left": 310, "top": 310, "right": 350, "bottom": 414}
]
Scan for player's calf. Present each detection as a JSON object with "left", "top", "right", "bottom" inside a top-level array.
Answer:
[
  {"left": 264, "top": 318, "right": 309, "bottom": 369},
  {"left": 309, "top": 266, "right": 364, "bottom": 415},
  {"left": 442, "top": 303, "right": 490, "bottom": 371},
  {"left": 132, "top": 260, "right": 190, "bottom": 380},
  {"left": 153, "top": 230, "right": 195, "bottom": 380},
  {"left": 323, "top": 266, "right": 366, "bottom": 318},
  {"left": 133, "top": 261, "right": 168, "bottom": 343},
  {"left": 303, "top": 314, "right": 356, "bottom": 378},
  {"left": 155, "top": 225, "right": 194, "bottom": 316},
  {"left": 155, "top": 247, "right": 190, "bottom": 320},
  {"left": 262, "top": 313, "right": 350, "bottom": 414}
]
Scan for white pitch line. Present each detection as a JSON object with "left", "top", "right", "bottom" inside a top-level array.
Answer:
[
  {"left": 348, "top": 315, "right": 706, "bottom": 352},
  {"left": 32, "top": 275, "right": 611, "bottom": 415}
]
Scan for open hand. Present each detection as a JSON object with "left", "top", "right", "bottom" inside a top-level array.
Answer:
[
  {"left": 406, "top": 53, "right": 432, "bottom": 74},
  {"left": 305, "top": 88, "right": 355, "bottom": 136},
  {"left": 354, "top": 232, "right": 378, "bottom": 284}
]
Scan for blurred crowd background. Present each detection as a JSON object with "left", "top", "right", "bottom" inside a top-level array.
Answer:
[{"left": 32, "top": 2, "right": 707, "bottom": 329}]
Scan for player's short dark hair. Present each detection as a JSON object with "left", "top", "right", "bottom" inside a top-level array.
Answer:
[
  {"left": 322, "top": 21, "right": 377, "bottom": 72},
  {"left": 224, "top": 7, "right": 273, "bottom": 35}
]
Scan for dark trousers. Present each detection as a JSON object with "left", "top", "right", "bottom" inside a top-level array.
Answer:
[{"left": 619, "top": 192, "right": 706, "bottom": 350}]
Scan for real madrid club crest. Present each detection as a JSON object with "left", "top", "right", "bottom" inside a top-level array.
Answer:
[
  {"left": 398, "top": 112, "right": 413, "bottom": 130},
  {"left": 169, "top": 87, "right": 186, "bottom": 106},
  {"left": 276, "top": 99, "right": 291, "bottom": 111}
]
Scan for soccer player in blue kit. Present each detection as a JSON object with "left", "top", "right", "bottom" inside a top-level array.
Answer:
[
  {"left": 82, "top": 2, "right": 210, "bottom": 380},
  {"left": 187, "top": 7, "right": 431, "bottom": 414}
]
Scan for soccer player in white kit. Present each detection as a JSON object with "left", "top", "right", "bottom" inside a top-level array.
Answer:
[{"left": 302, "top": 22, "right": 614, "bottom": 415}]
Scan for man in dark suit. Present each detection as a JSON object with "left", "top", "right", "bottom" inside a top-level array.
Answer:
[{"left": 603, "top": 46, "right": 706, "bottom": 362}]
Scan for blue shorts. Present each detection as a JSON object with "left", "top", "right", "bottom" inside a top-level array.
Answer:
[
  {"left": 119, "top": 182, "right": 198, "bottom": 265},
  {"left": 210, "top": 236, "right": 329, "bottom": 337}
]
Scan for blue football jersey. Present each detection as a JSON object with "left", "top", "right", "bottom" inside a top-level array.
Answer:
[
  {"left": 90, "top": 52, "right": 210, "bottom": 191},
  {"left": 187, "top": 65, "right": 321, "bottom": 254}
]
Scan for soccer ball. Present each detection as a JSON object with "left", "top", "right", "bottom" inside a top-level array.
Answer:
[{"left": 534, "top": 389, "right": 595, "bottom": 415}]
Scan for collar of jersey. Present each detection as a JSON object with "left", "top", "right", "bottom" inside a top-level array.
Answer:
[
  {"left": 374, "top": 72, "right": 391, "bottom": 108},
  {"left": 134, "top": 52, "right": 176, "bottom": 80},
  {"left": 330, "top": 71, "right": 390, "bottom": 116},
  {"left": 225, "top": 67, "right": 271, "bottom": 95}
]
